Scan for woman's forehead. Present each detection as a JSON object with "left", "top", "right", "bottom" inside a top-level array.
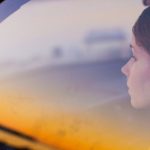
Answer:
[
  {"left": 131, "top": 34, "right": 137, "bottom": 47},
  {"left": 131, "top": 34, "right": 147, "bottom": 51},
  {"left": 131, "top": 34, "right": 144, "bottom": 53},
  {"left": 130, "top": 35, "right": 138, "bottom": 53},
  {"left": 130, "top": 35, "right": 150, "bottom": 59}
]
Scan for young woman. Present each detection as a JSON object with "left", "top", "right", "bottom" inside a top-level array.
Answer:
[{"left": 121, "top": 6, "right": 150, "bottom": 109}]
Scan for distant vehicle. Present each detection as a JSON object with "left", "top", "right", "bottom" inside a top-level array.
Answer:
[{"left": 82, "top": 28, "right": 129, "bottom": 62}]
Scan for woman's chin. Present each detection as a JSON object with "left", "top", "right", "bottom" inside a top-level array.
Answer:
[
  {"left": 131, "top": 99, "right": 142, "bottom": 109},
  {"left": 130, "top": 97, "right": 150, "bottom": 109}
]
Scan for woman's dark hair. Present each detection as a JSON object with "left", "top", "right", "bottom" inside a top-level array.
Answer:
[
  {"left": 132, "top": 7, "right": 150, "bottom": 54},
  {"left": 143, "top": 0, "right": 150, "bottom": 6}
]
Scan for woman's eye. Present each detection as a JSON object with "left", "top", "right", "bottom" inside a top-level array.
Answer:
[
  {"left": 129, "top": 52, "right": 137, "bottom": 61},
  {"left": 130, "top": 55, "right": 137, "bottom": 61}
]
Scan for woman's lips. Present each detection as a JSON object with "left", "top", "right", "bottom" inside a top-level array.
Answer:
[
  {"left": 128, "top": 89, "right": 130, "bottom": 93},
  {"left": 127, "top": 84, "right": 131, "bottom": 94},
  {"left": 127, "top": 82, "right": 131, "bottom": 95},
  {"left": 128, "top": 88, "right": 132, "bottom": 96}
]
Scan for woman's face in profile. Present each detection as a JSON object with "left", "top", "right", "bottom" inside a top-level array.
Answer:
[{"left": 122, "top": 34, "right": 150, "bottom": 109}]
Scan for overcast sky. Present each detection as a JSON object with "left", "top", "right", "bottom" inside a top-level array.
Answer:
[{"left": 0, "top": 0, "right": 143, "bottom": 62}]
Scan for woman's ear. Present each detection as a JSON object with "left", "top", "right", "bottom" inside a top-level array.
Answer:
[{"left": 143, "top": 0, "right": 150, "bottom": 6}]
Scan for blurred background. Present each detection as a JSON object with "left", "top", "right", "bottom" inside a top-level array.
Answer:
[{"left": 0, "top": 0, "right": 150, "bottom": 150}]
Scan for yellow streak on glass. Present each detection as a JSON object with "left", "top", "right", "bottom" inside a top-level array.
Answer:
[{"left": 0, "top": 87, "right": 149, "bottom": 150}]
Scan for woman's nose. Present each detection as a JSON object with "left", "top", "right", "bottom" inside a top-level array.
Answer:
[{"left": 121, "top": 63, "right": 129, "bottom": 77}]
